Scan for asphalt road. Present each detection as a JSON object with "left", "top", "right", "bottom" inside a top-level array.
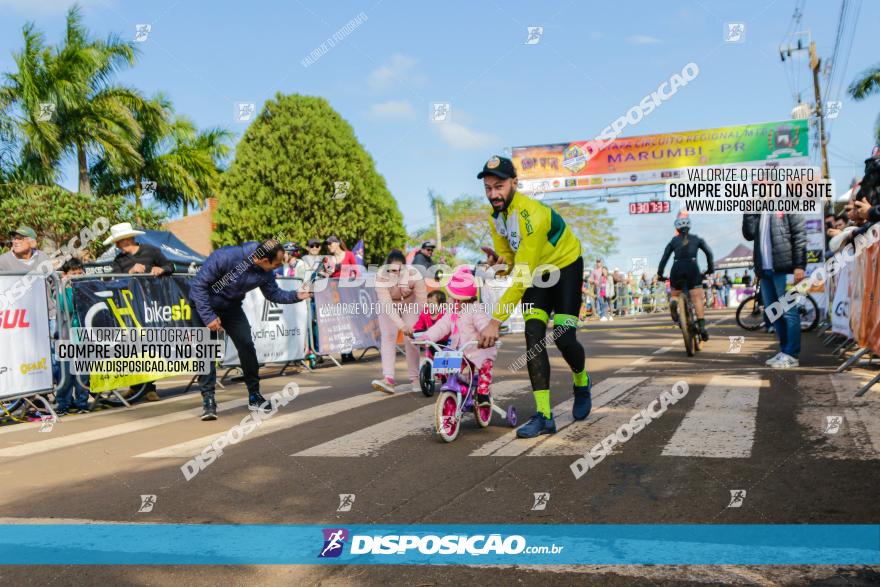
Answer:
[{"left": 1, "top": 309, "right": 879, "bottom": 586}]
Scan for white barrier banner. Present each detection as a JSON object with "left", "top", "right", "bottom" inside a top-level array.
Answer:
[
  {"left": 222, "top": 278, "right": 308, "bottom": 366},
  {"left": 831, "top": 265, "right": 852, "bottom": 338},
  {"left": 0, "top": 275, "right": 53, "bottom": 400},
  {"left": 480, "top": 277, "right": 525, "bottom": 334}
]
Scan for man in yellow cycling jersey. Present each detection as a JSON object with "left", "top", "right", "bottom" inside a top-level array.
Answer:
[{"left": 476, "top": 155, "right": 592, "bottom": 438}]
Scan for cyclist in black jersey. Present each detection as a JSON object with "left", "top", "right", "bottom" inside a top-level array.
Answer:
[{"left": 656, "top": 217, "right": 714, "bottom": 341}]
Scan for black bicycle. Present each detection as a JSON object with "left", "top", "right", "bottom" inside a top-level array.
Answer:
[
  {"left": 662, "top": 279, "right": 704, "bottom": 357},
  {"left": 735, "top": 281, "right": 819, "bottom": 332}
]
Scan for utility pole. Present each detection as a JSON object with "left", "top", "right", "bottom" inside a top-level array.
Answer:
[
  {"left": 429, "top": 189, "right": 442, "bottom": 249},
  {"left": 809, "top": 41, "right": 830, "bottom": 179},
  {"left": 780, "top": 32, "right": 830, "bottom": 179}
]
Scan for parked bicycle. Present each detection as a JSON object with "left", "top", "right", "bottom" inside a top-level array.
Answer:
[{"left": 735, "top": 281, "right": 819, "bottom": 332}]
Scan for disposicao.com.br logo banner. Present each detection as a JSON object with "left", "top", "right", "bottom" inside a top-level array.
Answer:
[{"left": 2, "top": 524, "right": 878, "bottom": 565}]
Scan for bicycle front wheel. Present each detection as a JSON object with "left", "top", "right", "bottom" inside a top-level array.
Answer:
[
  {"left": 799, "top": 294, "right": 820, "bottom": 332},
  {"left": 677, "top": 294, "right": 695, "bottom": 357},
  {"left": 736, "top": 295, "right": 765, "bottom": 331}
]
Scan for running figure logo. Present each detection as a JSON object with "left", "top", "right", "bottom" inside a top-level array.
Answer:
[
  {"left": 37, "top": 103, "right": 56, "bottom": 122},
  {"left": 332, "top": 181, "right": 350, "bottom": 200},
  {"left": 724, "top": 22, "right": 745, "bottom": 43},
  {"left": 337, "top": 493, "right": 355, "bottom": 512},
  {"left": 430, "top": 102, "right": 451, "bottom": 123},
  {"left": 318, "top": 528, "right": 349, "bottom": 558},
  {"left": 825, "top": 101, "right": 842, "bottom": 119},
  {"left": 134, "top": 24, "right": 151, "bottom": 42},
  {"left": 727, "top": 490, "right": 746, "bottom": 508},
  {"left": 727, "top": 336, "right": 745, "bottom": 353},
  {"left": 824, "top": 415, "right": 843, "bottom": 434},
  {"left": 531, "top": 492, "right": 550, "bottom": 511},
  {"left": 138, "top": 494, "right": 157, "bottom": 513},
  {"left": 524, "top": 26, "right": 544, "bottom": 45},
  {"left": 39, "top": 414, "right": 56, "bottom": 433}
]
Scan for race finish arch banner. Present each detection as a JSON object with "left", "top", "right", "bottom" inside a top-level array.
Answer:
[
  {"left": 314, "top": 278, "right": 380, "bottom": 354},
  {"left": 221, "top": 278, "right": 308, "bottom": 366},
  {"left": 0, "top": 275, "right": 53, "bottom": 400},
  {"left": 511, "top": 119, "right": 810, "bottom": 194},
  {"left": 70, "top": 275, "right": 198, "bottom": 393}
]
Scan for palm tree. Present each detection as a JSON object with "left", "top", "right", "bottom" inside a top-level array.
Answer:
[
  {"left": 848, "top": 64, "right": 880, "bottom": 143},
  {"left": 91, "top": 95, "right": 231, "bottom": 220},
  {"left": 0, "top": 5, "right": 145, "bottom": 193}
]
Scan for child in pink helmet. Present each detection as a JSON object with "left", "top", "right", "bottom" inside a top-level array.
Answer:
[{"left": 414, "top": 267, "right": 496, "bottom": 404}]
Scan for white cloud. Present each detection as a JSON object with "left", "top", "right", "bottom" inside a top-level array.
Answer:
[
  {"left": 368, "top": 100, "right": 416, "bottom": 120},
  {"left": 0, "top": 0, "right": 112, "bottom": 14},
  {"left": 367, "top": 54, "right": 424, "bottom": 91},
  {"left": 627, "top": 35, "right": 661, "bottom": 45},
  {"left": 434, "top": 121, "right": 498, "bottom": 150}
]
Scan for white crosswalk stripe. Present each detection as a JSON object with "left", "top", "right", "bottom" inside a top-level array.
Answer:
[
  {"left": 137, "top": 388, "right": 398, "bottom": 459},
  {"left": 661, "top": 373, "right": 763, "bottom": 458},
  {"left": 471, "top": 377, "right": 647, "bottom": 457},
  {"left": 0, "top": 386, "right": 328, "bottom": 458},
  {"left": 292, "top": 380, "right": 530, "bottom": 457},
  {"left": 6, "top": 370, "right": 879, "bottom": 466}
]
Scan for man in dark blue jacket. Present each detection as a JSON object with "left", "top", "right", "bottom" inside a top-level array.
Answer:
[
  {"left": 189, "top": 239, "right": 311, "bottom": 420},
  {"left": 742, "top": 212, "right": 806, "bottom": 369}
]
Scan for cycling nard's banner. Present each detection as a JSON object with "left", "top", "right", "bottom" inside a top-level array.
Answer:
[
  {"left": 0, "top": 275, "right": 53, "bottom": 400},
  {"left": 314, "top": 278, "right": 380, "bottom": 354},
  {"left": 221, "top": 278, "right": 308, "bottom": 366},
  {"left": 830, "top": 265, "right": 852, "bottom": 339},
  {"left": 70, "top": 275, "right": 198, "bottom": 393}
]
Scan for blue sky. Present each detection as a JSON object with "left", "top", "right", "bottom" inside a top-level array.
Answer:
[{"left": 1, "top": 0, "right": 878, "bottom": 271}]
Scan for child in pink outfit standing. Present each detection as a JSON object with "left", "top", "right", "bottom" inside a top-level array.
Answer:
[
  {"left": 415, "top": 267, "right": 497, "bottom": 405},
  {"left": 371, "top": 249, "right": 427, "bottom": 394}
]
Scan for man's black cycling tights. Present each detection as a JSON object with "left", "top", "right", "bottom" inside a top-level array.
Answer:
[{"left": 521, "top": 257, "right": 586, "bottom": 391}]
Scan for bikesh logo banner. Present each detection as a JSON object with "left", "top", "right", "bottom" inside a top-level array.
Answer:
[{"left": 72, "top": 275, "right": 197, "bottom": 329}]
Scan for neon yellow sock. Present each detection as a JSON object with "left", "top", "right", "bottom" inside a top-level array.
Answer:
[
  {"left": 573, "top": 369, "right": 590, "bottom": 387},
  {"left": 533, "top": 389, "right": 551, "bottom": 418}
]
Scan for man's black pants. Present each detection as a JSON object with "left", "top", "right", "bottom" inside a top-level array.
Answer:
[{"left": 194, "top": 305, "right": 259, "bottom": 397}]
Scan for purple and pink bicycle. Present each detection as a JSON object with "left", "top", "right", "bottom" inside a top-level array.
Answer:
[{"left": 412, "top": 339, "right": 517, "bottom": 442}]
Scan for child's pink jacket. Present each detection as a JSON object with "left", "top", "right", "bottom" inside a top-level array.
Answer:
[{"left": 418, "top": 303, "right": 497, "bottom": 367}]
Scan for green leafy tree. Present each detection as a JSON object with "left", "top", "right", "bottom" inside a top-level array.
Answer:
[
  {"left": 0, "top": 183, "right": 164, "bottom": 258},
  {"left": 410, "top": 193, "right": 618, "bottom": 262},
  {"left": 0, "top": 5, "right": 145, "bottom": 193},
  {"left": 848, "top": 63, "right": 880, "bottom": 143},
  {"left": 91, "top": 93, "right": 232, "bottom": 219},
  {"left": 214, "top": 93, "right": 406, "bottom": 263}
]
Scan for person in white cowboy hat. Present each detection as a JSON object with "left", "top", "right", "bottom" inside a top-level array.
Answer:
[
  {"left": 106, "top": 223, "right": 172, "bottom": 277},
  {"left": 105, "top": 222, "right": 172, "bottom": 402}
]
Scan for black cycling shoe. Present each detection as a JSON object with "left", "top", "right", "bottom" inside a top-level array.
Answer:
[
  {"left": 200, "top": 395, "right": 217, "bottom": 421},
  {"left": 700, "top": 328, "right": 709, "bottom": 341},
  {"left": 248, "top": 391, "right": 270, "bottom": 412}
]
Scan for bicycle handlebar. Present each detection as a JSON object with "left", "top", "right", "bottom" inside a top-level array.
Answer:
[{"left": 410, "top": 338, "right": 501, "bottom": 351}]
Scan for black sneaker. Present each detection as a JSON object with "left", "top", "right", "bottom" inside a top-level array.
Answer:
[
  {"left": 248, "top": 392, "right": 270, "bottom": 412},
  {"left": 200, "top": 395, "right": 217, "bottom": 421},
  {"left": 55, "top": 408, "right": 70, "bottom": 417}
]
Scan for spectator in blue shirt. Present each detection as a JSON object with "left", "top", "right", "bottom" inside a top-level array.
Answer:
[{"left": 189, "top": 239, "right": 312, "bottom": 420}]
